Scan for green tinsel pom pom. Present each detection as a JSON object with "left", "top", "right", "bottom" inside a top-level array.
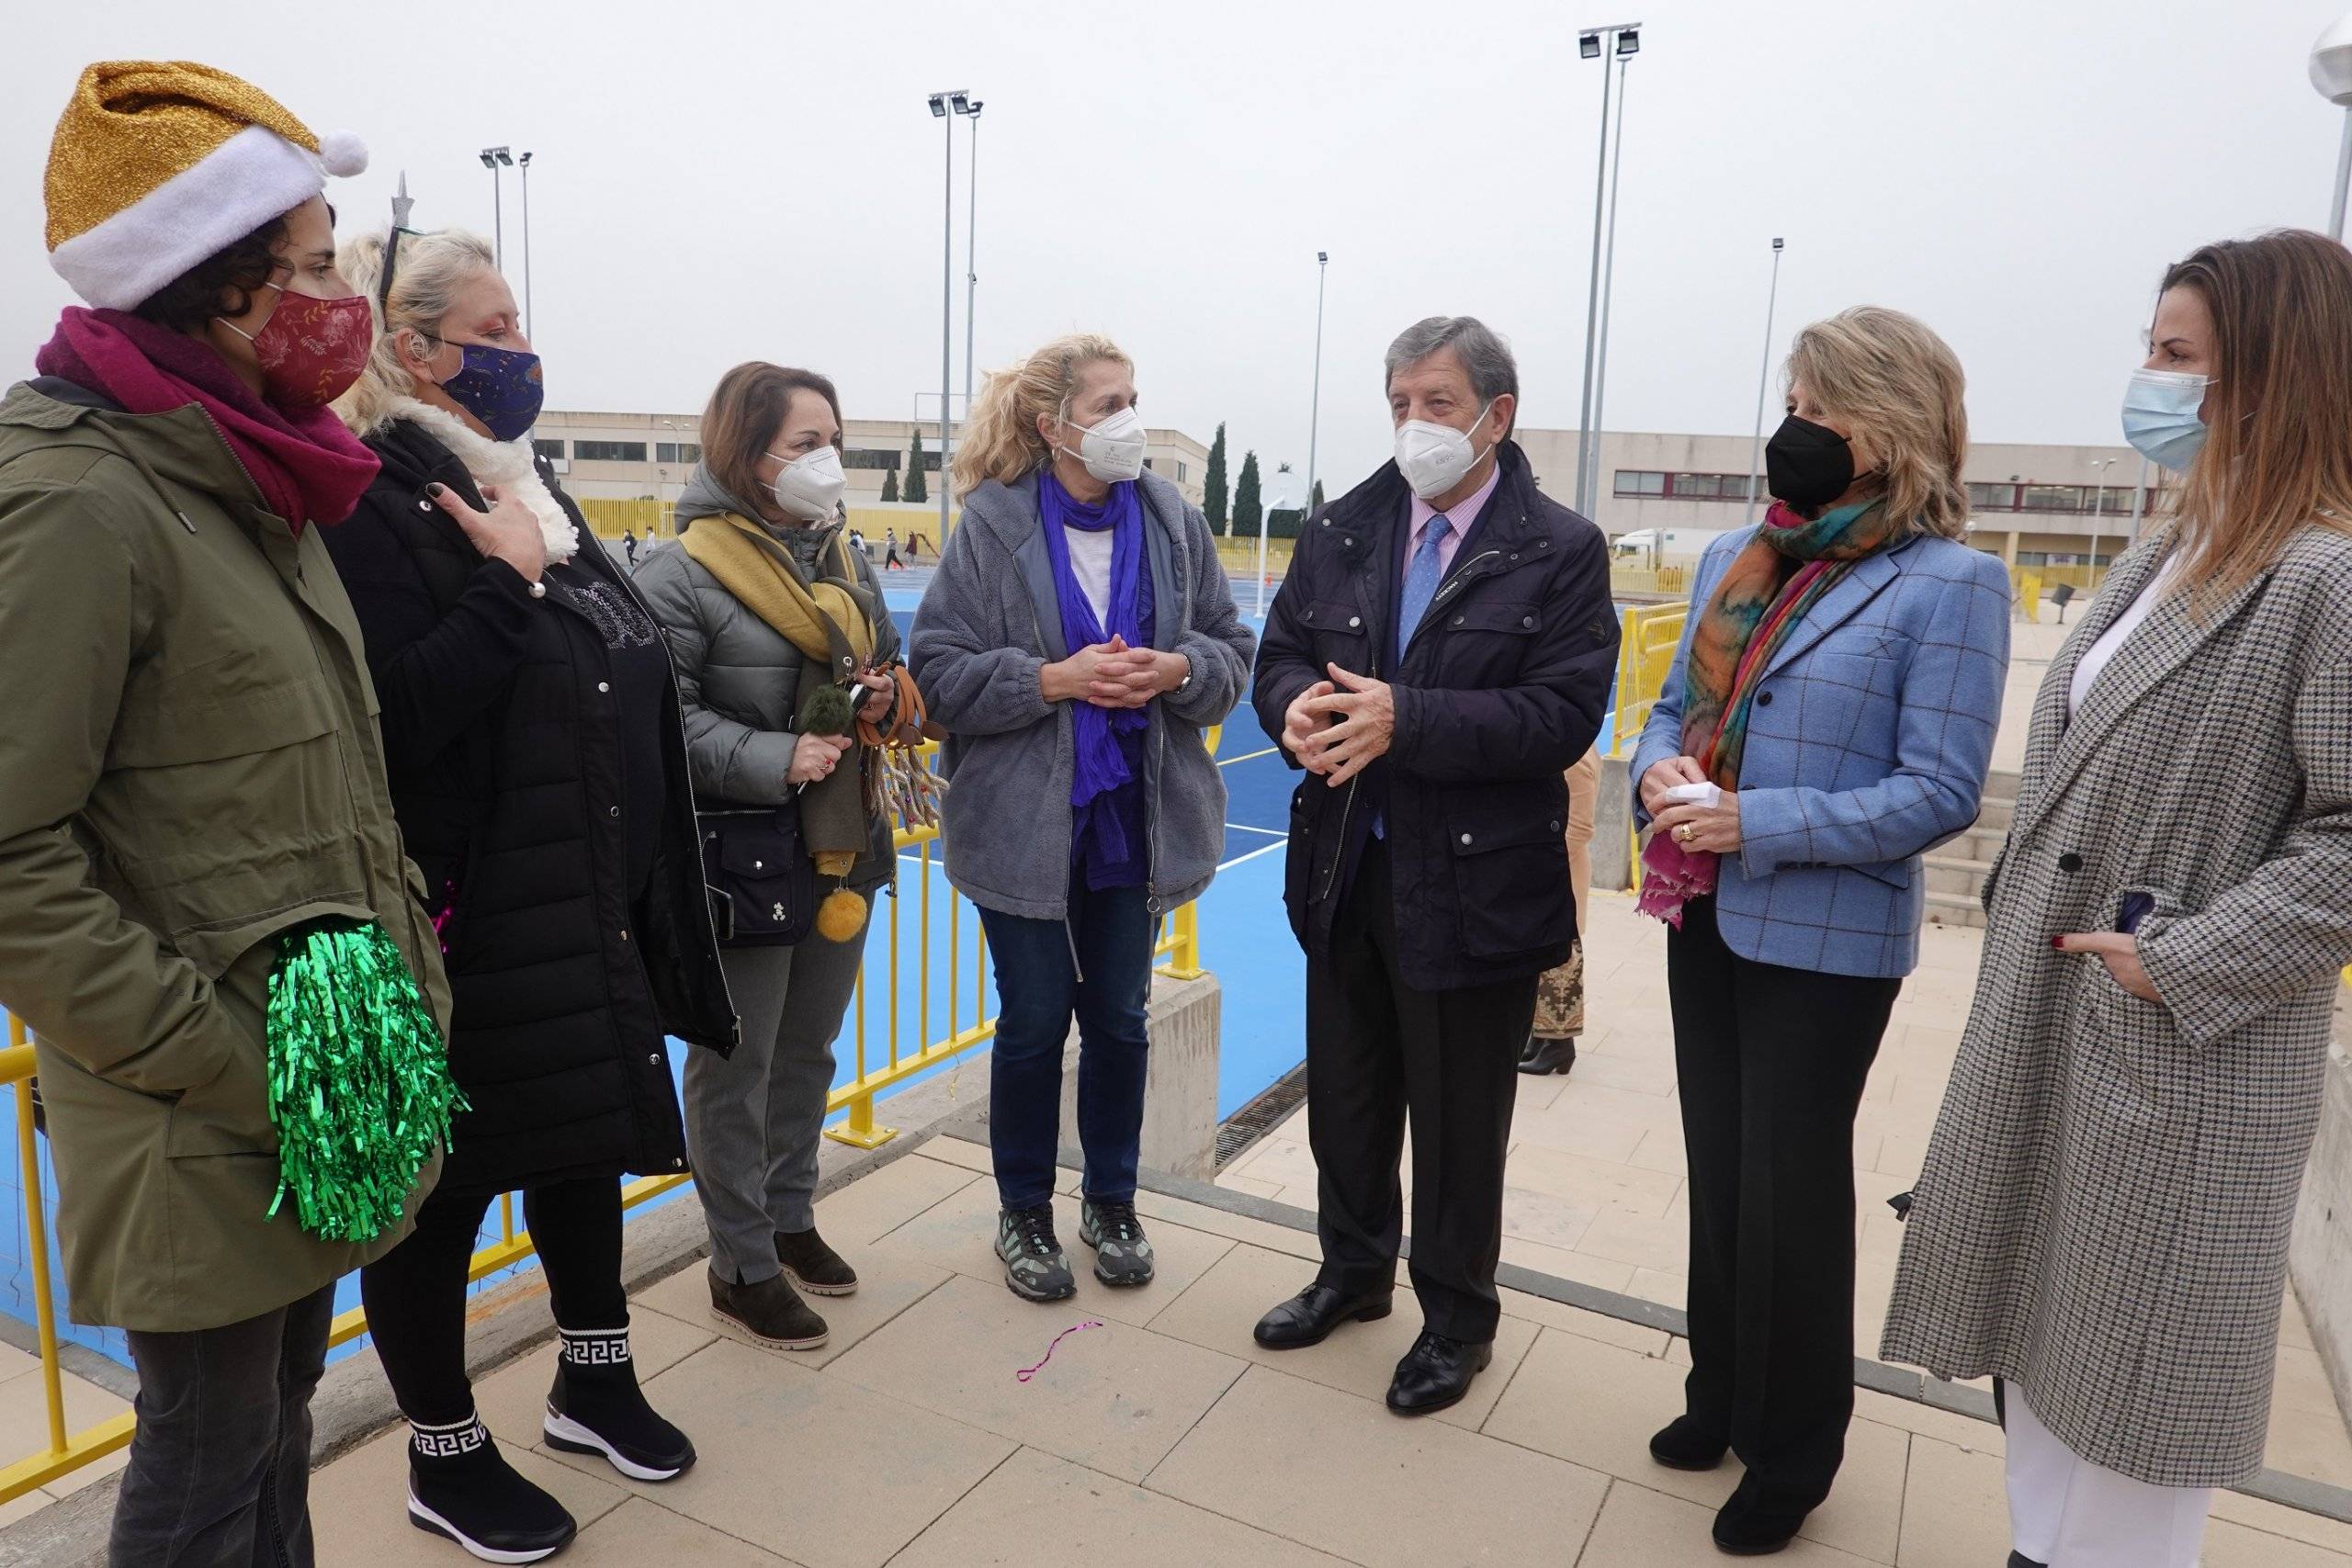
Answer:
[{"left": 264, "top": 921, "right": 466, "bottom": 1244}]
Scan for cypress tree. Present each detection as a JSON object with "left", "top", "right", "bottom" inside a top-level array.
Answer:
[
  {"left": 1204, "top": 423, "right": 1229, "bottom": 534},
  {"left": 880, "top": 469, "right": 899, "bottom": 502},
  {"left": 904, "top": 431, "right": 929, "bottom": 504},
  {"left": 1234, "top": 450, "right": 1263, "bottom": 540}
]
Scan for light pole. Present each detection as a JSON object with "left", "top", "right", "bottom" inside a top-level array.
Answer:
[
  {"left": 956, "top": 98, "right": 983, "bottom": 423},
  {"left": 926, "top": 93, "right": 966, "bottom": 542},
  {"left": 2126, "top": 456, "right": 2151, "bottom": 544},
  {"left": 1304, "top": 250, "right": 1329, "bottom": 586},
  {"left": 1743, "top": 238, "right": 1786, "bottom": 526},
  {"left": 1571, "top": 22, "right": 1641, "bottom": 516},
  {"left": 2312, "top": 14, "right": 2352, "bottom": 238},
  {"left": 2084, "top": 457, "right": 2118, "bottom": 590},
  {"left": 1260, "top": 466, "right": 1307, "bottom": 621},
  {"left": 1584, "top": 44, "right": 1634, "bottom": 520},
  {"left": 478, "top": 146, "right": 512, "bottom": 270},
  {"left": 517, "top": 151, "right": 533, "bottom": 338}
]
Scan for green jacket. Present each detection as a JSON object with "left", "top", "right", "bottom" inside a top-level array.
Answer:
[{"left": 0, "top": 378, "right": 450, "bottom": 1333}]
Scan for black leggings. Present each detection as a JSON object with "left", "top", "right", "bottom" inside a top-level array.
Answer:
[{"left": 360, "top": 1177, "right": 628, "bottom": 1426}]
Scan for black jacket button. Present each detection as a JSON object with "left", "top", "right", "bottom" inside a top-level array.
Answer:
[
  {"left": 2059, "top": 852, "right": 2084, "bottom": 873},
  {"left": 1757, "top": 690, "right": 1774, "bottom": 707}
]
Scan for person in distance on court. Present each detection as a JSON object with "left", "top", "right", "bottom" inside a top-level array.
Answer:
[
  {"left": 1250, "top": 316, "right": 1616, "bottom": 1416},
  {"left": 634, "top": 363, "right": 901, "bottom": 1353},
  {"left": 1630, "top": 307, "right": 2008, "bottom": 1555},
  {"left": 1884, "top": 231, "right": 2352, "bottom": 1568},
  {"left": 329, "top": 221, "right": 735, "bottom": 1561},
  {"left": 910, "top": 333, "right": 1254, "bottom": 1304}
]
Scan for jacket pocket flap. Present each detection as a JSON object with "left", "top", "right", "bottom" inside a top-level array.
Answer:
[
  {"left": 714, "top": 818, "right": 798, "bottom": 875},
  {"left": 1452, "top": 812, "right": 1566, "bottom": 855},
  {"left": 113, "top": 675, "right": 338, "bottom": 769},
  {"left": 1450, "top": 600, "right": 1542, "bottom": 636},
  {"left": 1297, "top": 600, "right": 1370, "bottom": 634}
]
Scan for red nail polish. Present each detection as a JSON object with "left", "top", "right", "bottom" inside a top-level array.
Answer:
[{"left": 2050, "top": 936, "right": 2065, "bottom": 951}]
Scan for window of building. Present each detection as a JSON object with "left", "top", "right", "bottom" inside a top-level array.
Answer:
[
  {"left": 1143, "top": 457, "right": 1155, "bottom": 470},
  {"left": 2020, "top": 484, "right": 2085, "bottom": 513},
  {"left": 842, "top": 449, "right": 900, "bottom": 470},
  {"left": 571, "top": 441, "right": 647, "bottom": 463},
  {"left": 1178, "top": 461, "right": 1189, "bottom": 482},
  {"left": 2016, "top": 551, "right": 2049, "bottom": 566},
  {"left": 1614, "top": 470, "right": 1667, "bottom": 497},
  {"left": 1967, "top": 482, "right": 2018, "bottom": 511},
  {"left": 655, "top": 442, "right": 701, "bottom": 464},
  {"left": 532, "top": 439, "right": 565, "bottom": 460}
]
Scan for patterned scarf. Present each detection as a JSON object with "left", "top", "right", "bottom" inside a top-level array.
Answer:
[{"left": 1638, "top": 497, "right": 1902, "bottom": 925}]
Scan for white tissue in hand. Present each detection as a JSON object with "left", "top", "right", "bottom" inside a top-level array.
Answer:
[{"left": 1664, "top": 782, "right": 1723, "bottom": 809}]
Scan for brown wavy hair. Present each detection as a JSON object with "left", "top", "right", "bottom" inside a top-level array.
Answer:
[
  {"left": 700, "top": 362, "right": 843, "bottom": 518},
  {"left": 2156, "top": 231, "right": 2352, "bottom": 611}
]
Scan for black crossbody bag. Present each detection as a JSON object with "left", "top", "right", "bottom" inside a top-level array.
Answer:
[{"left": 698, "top": 804, "right": 817, "bottom": 947}]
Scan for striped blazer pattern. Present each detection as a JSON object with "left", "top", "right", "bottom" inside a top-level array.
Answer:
[{"left": 1882, "top": 522, "right": 2352, "bottom": 1487}]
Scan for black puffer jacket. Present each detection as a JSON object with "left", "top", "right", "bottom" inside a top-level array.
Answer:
[
  {"left": 323, "top": 417, "right": 735, "bottom": 1195},
  {"left": 1252, "top": 440, "right": 1618, "bottom": 991}
]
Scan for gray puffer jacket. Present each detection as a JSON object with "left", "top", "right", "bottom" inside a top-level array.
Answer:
[
  {"left": 633, "top": 476, "right": 899, "bottom": 892},
  {"left": 909, "top": 468, "right": 1256, "bottom": 920}
]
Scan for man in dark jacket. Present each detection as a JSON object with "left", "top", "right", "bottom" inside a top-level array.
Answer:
[{"left": 1249, "top": 317, "right": 1617, "bottom": 1416}]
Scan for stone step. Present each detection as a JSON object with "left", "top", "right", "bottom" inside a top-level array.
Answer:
[
  {"left": 1924, "top": 854, "right": 1993, "bottom": 898},
  {"left": 1925, "top": 889, "right": 1988, "bottom": 929}
]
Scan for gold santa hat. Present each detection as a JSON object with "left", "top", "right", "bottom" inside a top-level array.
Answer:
[{"left": 44, "top": 60, "right": 368, "bottom": 310}]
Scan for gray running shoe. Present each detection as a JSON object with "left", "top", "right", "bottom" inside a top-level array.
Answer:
[
  {"left": 1079, "top": 1198, "right": 1157, "bottom": 1287},
  {"left": 996, "top": 1205, "right": 1077, "bottom": 1302}
]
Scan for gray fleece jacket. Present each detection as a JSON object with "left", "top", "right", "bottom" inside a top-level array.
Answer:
[{"left": 908, "top": 468, "right": 1256, "bottom": 920}]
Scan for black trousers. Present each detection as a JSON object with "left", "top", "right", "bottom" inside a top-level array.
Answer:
[
  {"left": 1667, "top": 897, "right": 1900, "bottom": 1505},
  {"left": 112, "top": 1283, "right": 335, "bottom": 1567},
  {"left": 360, "top": 1176, "right": 628, "bottom": 1426},
  {"left": 1306, "top": 840, "right": 1535, "bottom": 1343}
]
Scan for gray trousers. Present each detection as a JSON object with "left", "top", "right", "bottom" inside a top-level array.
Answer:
[{"left": 685, "top": 909, "right": 871, "bottom": 1284}]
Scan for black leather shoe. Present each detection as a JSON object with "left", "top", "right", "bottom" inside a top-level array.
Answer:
[
  {"left": 2008, "top": 1554, "right": 2048, "bottom": 1568},
  {"left": 1385, "top": 1331, "right": 1493, "bottom": 1416},
  {"left": 1649, "top": 1414, "right": 1729, "bottom": 1472},
  {"left": 1710, "top": 1474, "right": 1816, "bottom": 1557},
  {"left": 1518, "top": 1035, "right": 1577, "bottom": 1075},
  {"left": 1252, "top": 1282, "right": 1393, "bottom": 1348}
]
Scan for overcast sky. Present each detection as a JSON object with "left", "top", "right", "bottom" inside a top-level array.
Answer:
[{"left": 6, "top": 0, "right": 2348, "bottom": 491}]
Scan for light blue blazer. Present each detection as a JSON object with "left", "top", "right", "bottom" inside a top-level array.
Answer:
[{"left": 1629, "top": 526, "right": 2011, "bottom": 978}]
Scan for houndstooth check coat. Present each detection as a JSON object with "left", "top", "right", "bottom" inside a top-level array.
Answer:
[{"left": 1880, "top": 520, "right": 2352, "bottom": 1489}]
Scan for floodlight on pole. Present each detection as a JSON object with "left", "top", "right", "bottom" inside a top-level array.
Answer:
[
  {"left": 1571, "top": 22, "right": 1642, "bottom": 520},
  {"left": 926, "top": 93, "right": 966, "bottom": 540},
  {"left": 516, "top": 151, "right": 533, "bottom": 340},
  {"left": 2084, "top": 456, "right": 2118, "bottom": 590},
  {"left": 1294, "top": 249, "right": 1329, "bottom": 621},
  {"left": 956, "top": 96, "right": 984, "bottom": 427},
  {"left": 1585, "top": 51, "right": 1632, "bottom": 521},
  {"left": 479, "top": 146, "right": 512, "bottom": 270},
  {"left": 1743, "top": 237, "right": 1786, "bottom": 526},
  {"left": 2312, "top": 13, "right": 2352, "bottom": 238}
]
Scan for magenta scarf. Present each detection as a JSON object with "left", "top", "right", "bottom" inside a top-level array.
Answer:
[{"left": 32, "top": 307, "right": 379, "bottom": 533}]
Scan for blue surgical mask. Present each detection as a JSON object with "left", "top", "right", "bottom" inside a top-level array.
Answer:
[
  {"left": 424, "top": 336, "right": 545, "bottom": 444},
  {"left": 2120, "top": 368, "right": 2211, "bottom": 473}
]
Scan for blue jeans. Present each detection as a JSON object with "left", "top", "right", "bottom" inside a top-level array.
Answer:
[{"left": 979, "top": 877, "right": 1154, "bottom": 1212}]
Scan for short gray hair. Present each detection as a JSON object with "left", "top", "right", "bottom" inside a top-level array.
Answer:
[{"left": 1384, "top": 316, "right": 1519, "bottom": 431}]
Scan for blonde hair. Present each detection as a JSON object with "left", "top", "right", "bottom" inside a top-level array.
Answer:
[
  {"left": 952, "top": 333, "right": 1133, "bottom": 500},
  {"left": 1785, "top": 306, "right": 1970, "bottom": 540},
  {"left": 333, "top": 226, "right": 500, "bottom": 434}
]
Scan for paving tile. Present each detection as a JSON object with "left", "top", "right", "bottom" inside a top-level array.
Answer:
[
  {"left": 1144, "top": 1241, "right": 1538, "bottom": 1431},
  {"left": 890, "top": 1445, "right": 1351, "bottom": 1567},
  {"left": 2206, "top": 1506, "right": 2352, "bottom": 1565},
  {"left": 1894, "top": 1432, "right": 2009, "bottom": 1568},
  {"left": 311, "top": 1421, "right": 628, "bottom": 1565},
  {"left": 1490, "top": 1283, "right": 1674, "bottom": 1359},
  {"left": 1625, "top": 1124, "right": 1688, "bottom": 1177},
  {"left": 824, "top": 1273, "right": 1244, "bottom": 1482},
  {"left": 1627, "top": 1268, "right": 1686, "bottom": 1312},
  {"left": 1852, "top": 1386, "right": 2002, "bottom": 1451},
  {"left": 565, "top": 1495, "right": 805, "bottom": 1564},
  {"left": 1574, "top": 1480, "right": 1884, "bottom": 1566},
  {"left": 1499, "top": 1235, "right": 1638, "bottom": 1295},
  {"left": 1573, "top": 1203, "right": 1690, "bottom": 1274},
  {"left": 1495, "top": 1177, "right": 1605, "bottom": 1253},
  {"left": 1804, "top": 1417, "right": 1908, "bottom": 1565},
  {"left": 1218, "top": 1174, "right": 1283, "bottom": 1201},
  {"left": 810, "top": 1148, "right": 980, "bottom": 1245},
  {"left": 625, "top": 1338, "right": 1013, "bottom": 1568},
  {"left": 871, "top": 1184, "right": 1231, "bottom": 1327},
  {"left": 2212, "top": 1486, "right": 2352, "bottom": 1559},
  {"left": 0, "top": 1366, "right": 128, "bottom": 1465},
  {"left": 1504, "top": 1143, "right": 1683, "bottom": 1222},
  {"left": 1147, "top": 1364, "right": 1609, "bottom": 1568},
  {"left": 634, "top": 1245, "right": 951, "bottom": 1371},
  {"left": 1130, "top": 1189, "right": 1323, "bottom": 1264},
  {"left": 1483, "top": 1325, "right": 1736, "bottom": 1510},
  {"left": 1217, "top": 1135, "right": 1322, "bottom": 1192},
  {"left": 0, "top": 1342, "right": 42, "bottom": 1384}
]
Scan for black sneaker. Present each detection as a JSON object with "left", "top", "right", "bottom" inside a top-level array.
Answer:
[
  {"left": 775, "top": 1226, "right": 858, "bottom": 1296},
  {"left": 707, "top": 1268, "right": 829, "bottom": 1349},
  {"left": 540, "top": 1326, "right": 695, "bottom": 1482},
  {"left": 1078, "top": 1198, "right": 1156, "bottom": 1287},
  {"left": 404, "top": 1414, "right": 576, "bottom": 1562},
  {"left": 995, "top": 1204, "right": 1077, "bottom": 1302}
]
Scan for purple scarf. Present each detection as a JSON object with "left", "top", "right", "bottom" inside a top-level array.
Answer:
[{"left": 1037, "top": 468, "right": 1155, "bottom": 886}]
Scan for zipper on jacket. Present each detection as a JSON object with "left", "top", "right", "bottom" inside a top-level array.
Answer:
[{"left": 1315, "top": 637, "right": 1376, "bottom": 908}]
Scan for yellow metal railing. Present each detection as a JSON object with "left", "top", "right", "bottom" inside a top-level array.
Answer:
[
  {"left": 1608, "top": 564, "right": 1690, "bottom": 599},
  {"left": 1611, "top": 604, "right": 1690, "bottom": 889},
  {"left": 2010, "top": 568, "right": 2045, "bottom": 624},
  {"left": 0, "top": 735, "right": 1213, "bottom": 1505}
]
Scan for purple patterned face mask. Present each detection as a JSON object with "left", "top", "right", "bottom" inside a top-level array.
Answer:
[{"left": 426, "top": 336, "right": 544, "bottom": 443}]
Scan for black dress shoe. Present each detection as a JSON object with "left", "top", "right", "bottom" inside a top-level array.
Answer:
[
  {"left": 2008, "top": 1554, "right": 2048, "bottom": 1568},
  {"left": 1710, "top": 1474, "right": 1816, "bottom": 1557},
  {"left": 1518, "top": 1035, "right": 1577, "bottom": 1076},
  {"left": 1649, "top": 1414, "right": 1729, "bottom": 1472},
  {"left": 1385, "top": 1331, "right": 1493, "bottom": 1416},
  {"left": 1252, "top": 1282, "right": 1393, "bottom": 1348}
]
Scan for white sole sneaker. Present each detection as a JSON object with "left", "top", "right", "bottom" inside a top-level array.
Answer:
[
  {"left": 406, "top": 1495, "right": 571, "bottom": 1563},
  {"left": 709, "top": 1302, "right": 828, "bottom": 1351},
  {"left": 541, "top": 1410, "right": 689, "bottom": 1482}
]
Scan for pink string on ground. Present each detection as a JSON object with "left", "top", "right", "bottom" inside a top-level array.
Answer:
[{"left": 1015, "top": 1319, "right": 1104, "bottom": 1382}]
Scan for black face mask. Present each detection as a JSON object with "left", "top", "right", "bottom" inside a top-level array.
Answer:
[{"left": 1764, "top": 414, "right": 1855, "bottom": 513}]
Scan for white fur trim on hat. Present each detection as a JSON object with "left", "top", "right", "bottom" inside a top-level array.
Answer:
[{"left": 49, "top": 124, "right": 357, "bottom": 311}]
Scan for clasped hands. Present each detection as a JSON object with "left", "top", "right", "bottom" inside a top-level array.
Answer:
[
  {"left": 1280, "top": 664, "right": 1396, "bottom": 787},
  {"left": 1043, "top": 635, "right": 1188, "bottom": 710},
  {"left": 1639, "top": 755, "right": 1743, "bottom": 852}
]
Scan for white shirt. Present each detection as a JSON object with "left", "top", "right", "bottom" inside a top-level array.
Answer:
[
  {"left": 1065, "top": 527, "right": 1116, "bottom": 623},
  {"left": 2068, "top": 561, "right": 2177, "bottom": 717}
]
